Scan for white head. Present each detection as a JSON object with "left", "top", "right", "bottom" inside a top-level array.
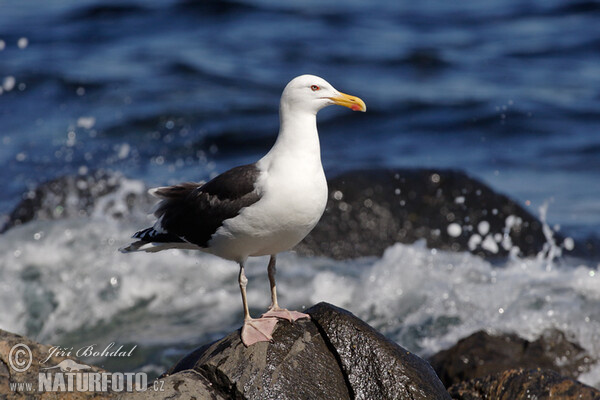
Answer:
[{"left": 280, "top": 74, "right": 366, "bottom": 116}]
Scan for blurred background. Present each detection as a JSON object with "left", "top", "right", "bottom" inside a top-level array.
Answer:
[{"left": 0, "top": 0, "right": 599, "bottom": 384}]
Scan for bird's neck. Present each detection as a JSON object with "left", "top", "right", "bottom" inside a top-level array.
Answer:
[{"left": 264, "top": 107, "right": 322, "bottom": 165}]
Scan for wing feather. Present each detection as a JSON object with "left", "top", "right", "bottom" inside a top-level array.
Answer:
[{"left": 130, "top": 164, "right": 261, "bottom": 249}]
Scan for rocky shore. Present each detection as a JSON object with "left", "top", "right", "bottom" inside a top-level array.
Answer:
[
  {"left": 1, "top": 303, "right": 599, "bottom": 399},
  {"left": 2, "top": 169, "right": 599, "bottom": 398},
  {"left": 2, "top": 168, "right": 593, "bottom": 259}
]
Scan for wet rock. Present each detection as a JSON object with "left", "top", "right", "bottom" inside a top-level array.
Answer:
[
  {"left": 0, "top": 329, "right": 113, "bottom": 399},
  {"left": 448, "top": 368, "right": 600, "bottom": 400},
  {"left": 429, "top": 329, "right": 596, "bottom": 388},
  {"left": 0, "top": 170, "right": 151, "bottom": 233},
  {"left": 162, "top": 302, "right": 450, "bottom": 400},
  {"left": 298, "top": 168, "right": 567, "bottom": 260},
  {"left": 116, "top": 370, "right": 227, "bottom": 400},
  {"left": 307, "top": 302, "right": 451, "bottom": 400},
  {"left": 166, "top": 316, "right": 350, "bottom": 399}
]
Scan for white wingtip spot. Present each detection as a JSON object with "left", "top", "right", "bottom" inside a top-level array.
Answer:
[{"left": 118, "top": 245, "right": 133, "bottom": 253}]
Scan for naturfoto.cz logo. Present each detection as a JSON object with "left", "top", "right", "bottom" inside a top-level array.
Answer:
[{"left": 8, "top": 343, "right": 164, "bottom": 394}]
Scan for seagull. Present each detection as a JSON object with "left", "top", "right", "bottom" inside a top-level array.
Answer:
[{"left": 120, "top": 75, "right": 366, "bottom": 346}]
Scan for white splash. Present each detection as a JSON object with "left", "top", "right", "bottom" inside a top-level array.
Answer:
[
  {"left": 3, "top": 76, "right": 16, "bottom": 92},
  {"left": 0, "top": 190, "right": 598, "bottom": 387},
  {"left": 17, "top": 37, "right": 28, "bottom": 49},
  {"left": 447, "top": 223, "right": 462, "bottom": 237},
  {"left": 481, "top": 234, "right": 499, "bottom": 253},
  {"left": 477, "top": 220, "right": 490, "bottom": 236},
  {"left": 77, "top": 116, "right": 96, "bottom": 130}
]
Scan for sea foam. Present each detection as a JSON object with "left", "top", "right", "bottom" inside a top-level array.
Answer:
[{"left": 0, "top": 188, "right": 598, "bottom": 386}]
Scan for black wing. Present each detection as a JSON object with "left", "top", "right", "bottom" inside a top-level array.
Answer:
[{"left": 134, "top": 163, "right": 262, "bottom": 248}]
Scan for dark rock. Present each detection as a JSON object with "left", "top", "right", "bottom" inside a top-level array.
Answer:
[
  {"left": 0, "top": 169, "right": 151, "bottom": 233},
  {"left": 307, "top": 302, "right": 451, "bottom": 400},
  {"left": 429, "top": 329, "right": 596, "bottom": 388},
  {"left": 167, "top": 317, "right": 351, "bottom": 399},
  {"left": 116, "top": 370, "right": 228, "bottom": 400},
  {"left": 163, "top": 302, "right": 450, "bottom": 400},
  {"left": 298, "top": 168, "right": 567, "bottom": 259},
  {"left": 448, "top": 368, "right": 600, "bottom": 400}
]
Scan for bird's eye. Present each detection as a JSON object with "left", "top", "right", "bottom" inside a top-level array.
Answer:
[{"left": 311, "top": 85, "right": 320, "bottom": 91}]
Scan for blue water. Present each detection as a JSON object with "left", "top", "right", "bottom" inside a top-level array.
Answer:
[
  {"left": 2, "top": 0, "right": 599, "bottom": 236},
  {"left": 1, "top": 0, "right": 600, "bottom": 385}
]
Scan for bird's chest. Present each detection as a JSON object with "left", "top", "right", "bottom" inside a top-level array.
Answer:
[
  {"left": 259, "top": 165, "right": 328, "bottom": 228},
  {"left": 211, "top": 156, "right": 328, "bottom": 259}
]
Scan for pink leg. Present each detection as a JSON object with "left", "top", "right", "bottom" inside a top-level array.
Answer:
[
  {"left": 238, "top": 263, "right": 277, "bottom": 346},
  {"left": 260, "top": 255, "right": 310, "bottom": 322}
]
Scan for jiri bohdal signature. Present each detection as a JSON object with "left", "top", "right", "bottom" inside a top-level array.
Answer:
[{"left": 41, "top": 343, "right": 137, "bottom": 365}]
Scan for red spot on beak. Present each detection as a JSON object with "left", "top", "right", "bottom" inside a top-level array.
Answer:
[{"left": 351, "top": 104, "right": 362, "bottom": 111}]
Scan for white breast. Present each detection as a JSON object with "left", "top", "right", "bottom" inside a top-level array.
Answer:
[{"left": 206, "top": 154, "right": 328, "bottom": 262}]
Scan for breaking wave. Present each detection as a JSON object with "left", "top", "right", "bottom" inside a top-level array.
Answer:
[{"left": 0, "top": 181, "right": 598, "bottom": 385}]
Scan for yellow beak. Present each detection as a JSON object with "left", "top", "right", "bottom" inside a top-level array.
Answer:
[{"left": 329, "top": 92, "right": 367, "bottom": 112}]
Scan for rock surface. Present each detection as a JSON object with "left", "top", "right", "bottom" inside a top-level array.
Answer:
[
  {"left": 163, "top": 302, "right": 450, "bottom": 400},
  {"left": 166, "top": 316, "right": 350, "bottom": 399},
  {"left": 115, "top": 370, "right": 227, "bottom": 400},
  {"left": 3, "top": 307, "right": 600, "bottom": 400},
  {"left": 298, "top": 168, "right": 566, "bottom": 259},
  {"left": 448, "top": 368, "right": 600, "bottom": 400},
  {"left": 308, "top": 302, "right": 449, "bottom": 400},
  {"left": 0, "top": 170, "right": 151, "bottom": 233},
  {"left": 429, "top": 329, "right": 596, "bottom": 388}
]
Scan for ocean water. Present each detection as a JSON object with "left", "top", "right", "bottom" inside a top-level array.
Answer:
[{"left": 1, "top": 0, "right": 599, "bottom": 386}]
